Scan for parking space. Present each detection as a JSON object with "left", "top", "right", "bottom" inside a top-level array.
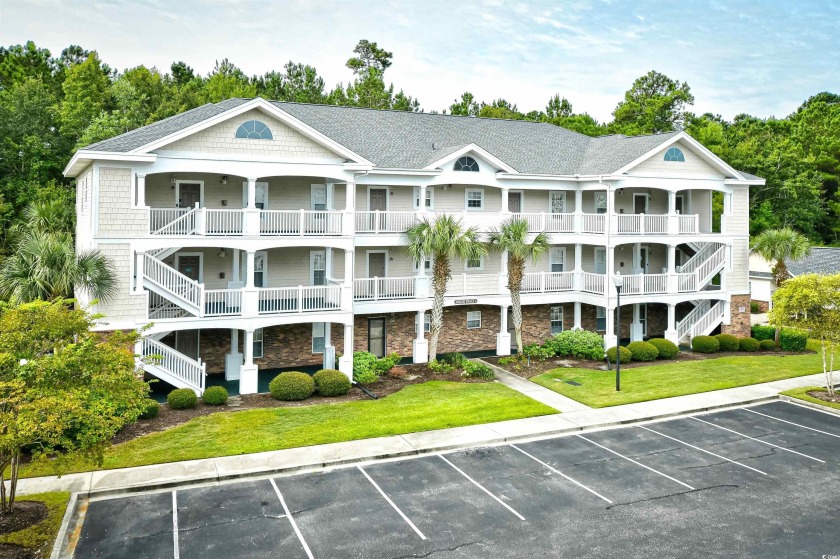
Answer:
[{"left": 74, "top": 401, "right": 840, "bottom": 558}]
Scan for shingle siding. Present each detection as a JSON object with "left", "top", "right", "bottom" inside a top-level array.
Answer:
[
  {"left": 97, "top": 167, "right": 148, "bottom": 237},
  {"left": 93, "top": 243, "right": 147, "bottom": 323}
]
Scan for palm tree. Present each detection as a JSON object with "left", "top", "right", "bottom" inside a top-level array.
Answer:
[
  {"left": 751, "top": 227, "right": 811, "bottom": 344},
  {"left": 488, "top": 218, "right": 549, "bottom": 354},
  {"left": 405, "top": 215, "right": 486, "bottom": 361}
]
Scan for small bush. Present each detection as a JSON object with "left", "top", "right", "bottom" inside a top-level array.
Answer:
[
  {"left": 751, "top": 325, "right": 776, "bottom": 341},
  {"left": 498, "top": 355, "right": 522, "bottom": 366},
  {"left": 523, "top": 343, "right": 553, "bottom": 361},
  {"left": 462, "top": 361, "right": 494, "bottom": 380},
  {"left": 648, "top": 338, "right": 679, "bottom": 360},
  {"left": 739, "top": 337, "right": 760, "bottom": 352},
  {"left": 269, "top": 372, "right": 315, "bottom": 401},
  {"left": 545, "top": 329, "right": 604, "bottom": 360},
  {"left": 714, "top": 333, "right": 740, "bottom": 352},
  {"left": 139, "top": 398, "right": 160, "bottom": 419},
  {"left": 428, "top": 359, "right": 454, "bottom": 374},
  {"left": 202, "top": 385, "right": 228, "bottom": 405},
  {"left": 606, "top": 345, "right": 632, "bottom": 364},
  {"left": 759, "top": 339, "right": 776, "bottom": 351},
  {"left": 313, "top": 369, "right": 351, "bottom": 396},
  {"left": 352, "top": 351, "right": 381, "bottom": 384},
  {"left": 750, "top": 301, "right": 760, "bottom": 313},
  {"left": 780, "top": 329, "right": 808, "bottom": 352},
  {"left": 627, "top": 341, "right": 659, "bottom": 362},
  {"left": 692, "top": 335, "right": 720, "bottom": 354},
  {"left": 167, "top": 388, "right": 197, "bottom": 410},
  {"left": 441, "top": 352, "right": 469, "bottom": 368}
]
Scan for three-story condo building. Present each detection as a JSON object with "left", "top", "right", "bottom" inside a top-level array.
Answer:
[{"left": 65, "top": 98, "right": 762, "bottom": 395}]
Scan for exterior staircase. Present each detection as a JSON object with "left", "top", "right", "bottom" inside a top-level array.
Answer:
[
  {"left": 142, "top": 253, "right": 203, "bottom": 316},
  {"left": 138, "top": 337, "right": 206, "bottom": 394},
  {"left": 676, "top": 300, "right": 726, "bottom": 344}
]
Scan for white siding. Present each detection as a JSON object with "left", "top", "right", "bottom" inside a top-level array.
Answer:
[
  {"left": 97, "top": 167, "right": 148, "bottom": 237},
  {"left": 93, "top": 243, "right": 147, "bottom": 323},
  {"left": 628, "top": 141, "right": 726, "bottom": 179}
]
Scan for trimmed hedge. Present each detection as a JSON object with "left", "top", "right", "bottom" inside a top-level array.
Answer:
[
  {"left": 692, "top": 335, "right": 720, "bottom": 354},
  {"left": 523, "top": 343, "right": 553, "bottom": 361},
  {"left": 269, "top": 372, "right": 315, "bottom": 401},
  {"left": 167, "top": 388, "right": 197, "bottom": 410},
  {"left": 313, "top": 369, "right": 351, "bottom": 396},
  {"left": 739, "top": 337, "right": 760, "bottom": 352},
  {"left": 202, "top": 386, "right": 229, "bottom": 405},
  {"left": 627, "top": 341, "right": 659, "bottom": 362},
  {"left": 544, "top": 329, "right": 605, "bottom": 360},
  {"left": 714, "top": 333, "right": 740, "bottom": 352},
  {"left": 780, "top": 329, "right": 808, "bottom": 352},
  {"left": 759, "top": 339, "right": 776, "bottom": 351},
  {"left": 648, "top": 338, "right": 679, "bottom": 359},
  {"left": 139, "top": 398, "right": 160, "bottom": 419},
  {"left": 606, "top": 345, "right": 632, "bottom": 364},
  {"left": 751, "top": 325, "right": 776, "bottom": 341}
]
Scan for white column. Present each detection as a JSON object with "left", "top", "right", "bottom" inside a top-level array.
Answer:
[
  {"left": 342, "top": 249, "right": 354, "bottom": 311},
  {"left": 574, "top": 190, "right": 584, "bottom": 232},
  {"left": 501, "top": 187, "right": 510, "bottom": 213},
  {"left": 574, "top": 301, "right": 582, "bottom": 329},
  {"left": 574, "top": 243, "right": 583, "bottom": 271},
  {"left": 326, "top": 248, "right": 333, "bottom": 282},
  {"left": 604, "top": 305, "right": 617, "bottom": 349},
  {"left": 344, "top": 181, "right": 356, "bottom": 235},
  {"left": 323, "top": 323, "right": 335, "bottom": 369},
  {"left": 419, "top": 184, "right": 427, "bottom": 213},
  {"left": 232, "top": 249, "right": 241, "bottom": 285},
  {"left": 413, "top": 310, "right": 429, "bottom": 364},
  {"left": 239, "top": 329, "right": 258, "bottom": 394},
  {"left": 634, "top": 243, "right": 642, "bottom": 274},
  {"left": 225, "top": 329, "right": 243, "bottom": 381},
  {"left": 630, "top": 303, "right": 642, "bottom": 342},
  {"left": 246, "top": 177, "right": 257, "bottom": 209},
  {"left": 245, "top": 251, "right": 255, "bottom": 288},
  {"left": 136, "top": 174, "right": 146, "bottom": 207},
  {"left": 344, "top": 249, "right": 353, "bottom": 283},
  {"left": 496, "top": 305, "right": 511, "bottom": 356},
  {"left": 338, "top": 323, "right": 354, "bottom": 379},
  {"left": 499, "top": 250, "right": 509, "bottom": 292},
  {"left": 668, "top": 190, "right": 677, "bottom": 214},
  {"left": 134, "top": 251, "right": 145, "bottom": 293},
  {"left": 665, "top": 304, "right": 678, "bottom": 344},
  {"left": 668, "top": 244, "right": 676, "bottom": 273}
]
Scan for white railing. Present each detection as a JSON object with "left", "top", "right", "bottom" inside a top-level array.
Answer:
[
  {"left": 260, "top": 210, "right": 342, "bottom": 235},
  {"left": 678, "top": 243, "right": 720, "bottom": 274},
  {"left": 517, "top": 213, "right": 575, "bottom": 233},
  {"left": 581, "top": 213, "right": 606, "bottom": 234},
  {"left": 203, "top": 289, "right": 243, "bottom": 316},
  {"left": 355, "top": 211, "right": 418, "bottom": 234},
  {"left": 676, "top": 273, "right": 698, "bottom": 293},
  {"left": 581, "top": 272, "right": 606, "bottom": 295},
  {"left": 691, "top": 300, "right": 725, "bottom": 339},
  {"left": 677, "top": 300, "right": 711, "bottom": 341},
  {"left": 446, "top": 274, "right": 502, "bottom": 296},
  {"left": 643, "top": 214, "right": 669, "bottom": 234},
  {"left": 148, "top": 291, "right": 188, "bottom": 319},
  {"left": 678, "top": 214, "right": 699, "bottom": 234},
  {"left": 521, "top": 271, "right": 575, "bottom": 293},
  {"left": 143, "top": 254, "right": 202, "bottom": 310},
  {"left": 150, "top": 208, "right": 195, "bottom": 235},
  {"left": 205, "top": 209, "right": 244, "bottom": 235},
  {"left": 621, "top": 273, "right": 668, "bottom": 295},
  {"left": 141, "top": 337, "right": 206, "bottom": 392},
  {"left": 257, "top": 285, "right": 342, "bottom": 314},
  {"left": 696, "top": 246, "right": 726, "bottom": 285},
  {"left": 354, "top": 277, "right": 415, "bottom": 300},
  {"left": 615, "top": 214, "right": 669, "bottom": 235}
]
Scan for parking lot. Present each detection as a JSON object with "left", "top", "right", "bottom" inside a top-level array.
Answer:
[{"left": 73, "top": 401, "right": 840, "bottom": 558}]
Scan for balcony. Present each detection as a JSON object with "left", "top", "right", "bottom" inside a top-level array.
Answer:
[{"left": 150, "top": 206, "right": 344, "bottom": 237}]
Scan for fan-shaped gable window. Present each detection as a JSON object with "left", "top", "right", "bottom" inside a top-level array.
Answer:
[
  {"left": 664, "top": 147, "right": 685, "bottom": 162},
  {"left": 235, "top": 120, "right": 273, "bottom": 140},
  {"left": 454, "top": 156, "right": 480, "bottom": 172}
]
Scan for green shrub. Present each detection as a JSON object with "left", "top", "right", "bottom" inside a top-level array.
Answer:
[
  {"left": 428, "top": 359, "right": 454, "bottom": 374},
  {"left": 523, "top": 343, "right": 553, "bottom": 361},
  {"left": 751, "top": 325, "right": 776, "bottom": 341},
  {"left": 462, "top": 361, "right": 494, "bottom": 380},
  {"left": 498, "top": 355, "right": 523, "bottom": 366},
  {"left": 313, "top": 369, "right": 351, "bottom": 396},
  {"left": 139, "top": 398, "right": 160, "bottom": 419},
  {"left": 269, "top": 372, "right": 315, "bottom": 401},
  {"left": 750, "top": 301, "right": 760, "bottom": 313},
  {"left": 440, "top": 352, "right": 469, "bottom": 368},
  {"left": 352, "top": 351, "right": 401, "bottom": 384},
  {"left": 648, "top": 338, "right": 679, "bottom": 359},
  {"left": 780, "top": 329, "right": 808, "bottom": 352},
  {"left": 627, "top": 341, "right": 659, "bottom": 362},
  {"left": 167, "top": 388, "right": 197, "bottom": 410},
  {"left": 202, "top": 386, "right": 228, "bottom": 405},
  {"left": 692, "top": 335, "right": 719, "bottom": 354},
  {"left": 714, "top": 333, "right": 740, "bottom": 352},
  {"left": 545, "top": 329, "right": 604, "bottom": 360},
  {"left": 738, "top": 337, "right": 760, "bottom": 352},
  {"left": 759, "top": 339, "right": 776, "bottom": 351},
  {"left": 606, "top": 345, "right": 632, "bottom": 364}
]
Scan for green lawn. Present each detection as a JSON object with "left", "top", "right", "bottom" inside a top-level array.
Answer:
[
  {"left": 532, "top": 341, "right": 824, "bottom": 408},
  {"left": 781, "top": 386, "right": 840, "bottom": 412},
  {"left": 0, "top": 492, "right": 70, "bottom": 556},
  {"left": 22, "top": 381, "right": 555, "bottom": 478}
]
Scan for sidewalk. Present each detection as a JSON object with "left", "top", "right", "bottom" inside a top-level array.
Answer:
[{"left": 17, "top": 372, "right": 829, "bottom": 499}]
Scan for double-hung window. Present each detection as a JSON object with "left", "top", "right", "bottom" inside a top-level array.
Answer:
[
  {"left": 549, "top": 248, "right": 565, "bottom": 273},
  {"left": 415, "top": 313, "right": 431, "bottom": 333},
  {"left": 550, "top": 306, "right": 564, "bottom": 334},
  {"left": 549, "top": 191, "right": 566, "bottom": 213},
  {"left": 413, "top": 257, "right": 433, "bottom": 273},
  {"left": 595, "top": 192, "right": 608, "bottom": 214},
  {"left": 312, "top": 323, "right": 326, "bottom": 354},
  {"left": 465, "top": 189, "right": 484, "bottom": 211},
  {"left": 466, "top": 311, "right": 481, "bottom": 329},
  {"left": 412, "top": 187, "right": 434, "bottom": 210},
  {"left": 253, "top": 328, "right": 264, "bottom": 358},
  {"left": 596, "top": 307, "right": 607, "bottom": 331},
  {"left": 465, "top": 256, "right": 484, "bottom": 271}
]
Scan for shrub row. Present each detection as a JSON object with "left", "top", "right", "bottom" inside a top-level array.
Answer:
[
  {"left": 692, "top": 333, "right": 787, "bottom": 354},
  {"left": 428, "top": 353, "right": 495, "bottom": 380},
  {"left": 353, "top": 351, "right": 401, "bottom": 384},
  {"left": 751, "top": 325, "right": 808, "bottom": 351},
  {"left": 269, "top": 369, "right": 352, "bottom": 401},
  {"left": 605, "top": 338, "right": 680, "bottom": 364}
]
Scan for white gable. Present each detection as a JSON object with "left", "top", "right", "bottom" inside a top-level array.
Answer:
[{"left": 625, "top": 140, "right": 726, "bottom": 179}]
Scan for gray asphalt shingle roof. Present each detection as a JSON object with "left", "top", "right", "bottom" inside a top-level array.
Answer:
[
  {"left": 788, "top": 248, "right": 840, "bottom": 276},
  {"left": 80, "top": 98, "right": 736, "bottom": 177}
]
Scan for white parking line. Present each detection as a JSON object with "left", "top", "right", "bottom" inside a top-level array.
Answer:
[
  {"left": 172, "top": 491, "right": 180, "bottom": 559},
  {"left": 357, "top": 466, "right": 427, "bottom": 540},
  {"left": 270, "top": 478, "right": 315, "bottom": 559},
  {"left": 510, "top": 444, "right": 613, "bottom": 504},
  {"left": 576, "top": 435, "right": 696, "bottom": 491},
  {"left": 437, "top": 454, "right": 526, "bottom": 520},
  {"left": 691, "top": 417, "right": 826, "bottom": 463},
  {"left": 743, "top": 408, "right": 840, "bottom": 439},
  {"left": 639, "top": 426, "right": 768, "bottom": 476}
]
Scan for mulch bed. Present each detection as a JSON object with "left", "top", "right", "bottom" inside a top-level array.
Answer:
[
  {"left": 0, "top": 502, "right": 47, "bottom": 537},
  {"left": 0, "top": 543, "right": 35, "bottom": 559},
  {"left": 807, "top": 389, "right": 840, "bottom": 404},
  {"left": 114, "top": 363, "right": 487, "bottom": 445}
]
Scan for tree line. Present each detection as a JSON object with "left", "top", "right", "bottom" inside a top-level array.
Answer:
[{"left": 1, "top": 38, "right": 839, "bottom": 250}]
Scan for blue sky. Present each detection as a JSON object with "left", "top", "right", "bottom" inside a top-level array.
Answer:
[{"left": 3, "top": 0, "right": 838, "bottom": 121}]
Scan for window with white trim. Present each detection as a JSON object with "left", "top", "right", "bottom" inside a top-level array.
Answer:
[
  {"left": 594, "top": 248, "right": 607, "bottom": 274},
  {"left": 465, "top": 189, "right": 484, "bottom": 211},
  {"left": 253, "top": 328, "right": 264, "bottom": 358},
  {"left": 550, "top": 306, "right": 564, "bottom": 334},
  {"left": 465, "top": 256, "right": 484, "bottom": 271},
  {"left": 312, "top": 323, "right": 326, "bottom": 354},
  {"left": 466, "top": 311, "right": 481, "bottom": 329},
  {"left": 413, "top": 256, "right": 433, "bottom": 273},
  {"left": 412, "top": 187, "right": 434, "bottom": 210},
  {"left": 549, "top": 248, "right": 565, "bottom": 273},
  {"left": 595, "top": 192, "right": 608, "bottom": 214},
  {"left": 415, "top": 312, "right": 431, "bottom": 333},
  {"left": 596, "top": 307, "right": 606, "bottom": 332},
  {"left": 549, "top": 191, "right": 566, "bottom": 213}
]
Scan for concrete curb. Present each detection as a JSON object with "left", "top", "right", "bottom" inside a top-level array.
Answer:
[
  {"left": 778, "top": 394, "right": 840, "bottom": 417},
  {"left": 50, "top": 493, "right": 78, "bottom": 559}
]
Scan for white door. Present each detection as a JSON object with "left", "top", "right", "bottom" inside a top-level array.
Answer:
[
  {"left": 310, "top": 251, "right": 326, "bottom": 285},
  {"left": 508, "top": 191, "right": 523, "bottom": 214},
  {"left": 594, "top": 248, "right": 607, "bottom": 274},
  {"left": 311, "top": 184, "right": 327, "bottom": 210}
]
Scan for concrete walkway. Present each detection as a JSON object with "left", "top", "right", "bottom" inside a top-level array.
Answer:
[
  {"left": 18, "top": 372, "right": 831, "bottom": 500},
  {"left": 479, "top": 359, "right": 591, "bottom": 412}
]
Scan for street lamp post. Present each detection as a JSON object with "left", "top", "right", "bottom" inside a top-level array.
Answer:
[{"left": 613, "top": 273, "right": 623, "bottom": 392}]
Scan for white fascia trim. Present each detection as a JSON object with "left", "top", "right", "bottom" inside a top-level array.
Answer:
[
  {"left": 724, "top": 178, "right": 766, "bottom": 186},
  {"left": 367, "top": 168, "right": 442, "bottom": 176},
  {"left": 64, "top": 151, "right": 157, "bottom": 177},
  {"left": 127, "top": 98, "right": 373, "bottom": 166},
  {"left": 496, "top": 173, "right": 623, "bottom": 182},
  {"left": 423, "top": 143, "right": 518, "bottom": 174},
  {"left": 613, "top": 132, "right": 743, "bottom": 179},
  {"left": 155, "top": 149, "right": 346, "bottom": 165}
]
